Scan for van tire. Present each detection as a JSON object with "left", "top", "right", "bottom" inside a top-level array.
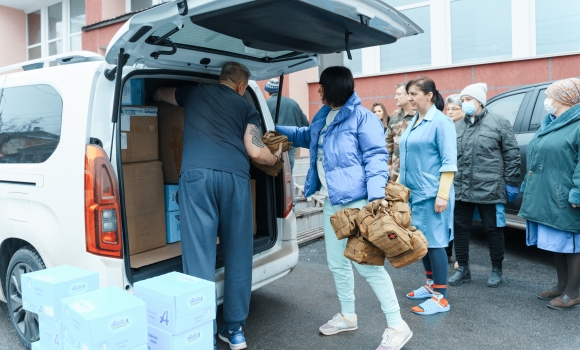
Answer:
[{"left": 5, "top": 246, "right": 45, "bottom": 350}]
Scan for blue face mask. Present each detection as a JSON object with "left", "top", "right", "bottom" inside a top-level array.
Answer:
[{"left": 462, "top": 101, "right": 477, "bottom": 116}]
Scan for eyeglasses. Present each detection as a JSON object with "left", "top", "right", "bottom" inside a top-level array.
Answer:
[{"left": 447, "top": 107, "right": 461, "bottom": 111}]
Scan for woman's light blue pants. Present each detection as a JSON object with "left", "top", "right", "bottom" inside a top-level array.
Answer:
[{"left": 323, "top": 198, "right": 403, "bottom": 326}]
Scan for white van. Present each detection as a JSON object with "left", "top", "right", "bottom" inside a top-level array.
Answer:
[{"left": 0, "top": 0, "right": 420, "bottom": 347}]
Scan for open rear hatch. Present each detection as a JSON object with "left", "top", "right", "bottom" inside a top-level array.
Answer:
[{"left": 105, "top": 0, "right": 422, "bottom": 80}]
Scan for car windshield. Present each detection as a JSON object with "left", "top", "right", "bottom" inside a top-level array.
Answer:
[{"left": 149, "top": 21, "right": 295, "bottom": 60}]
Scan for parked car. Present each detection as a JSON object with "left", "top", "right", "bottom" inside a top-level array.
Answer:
[
  {"left": 0, "top": 1, "right": 421, "bottom": 348},
  {"left": 485, "top": 80, "right": 554, "bottom": 229}
]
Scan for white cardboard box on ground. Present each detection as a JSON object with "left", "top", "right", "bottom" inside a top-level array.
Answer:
[
  {"left": 22, "top": 265, "right": 99, "bottom": 320},
  {"left": 147, "top": 321, "right": 214, "bottom": 350},
  {"left": 133, "top": 272, "right": 215, "bottom": 335},
  {"left": 64, "top": 341, "right": 148, "bottom": 350},
  {"left": 38, "top": 315, "right": 64, "bottom": 350},
  {"left": 60, "top": 286, "right": 147, "bottom": 350}
]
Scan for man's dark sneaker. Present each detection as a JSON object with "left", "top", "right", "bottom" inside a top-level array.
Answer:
[
  {"left": 218, "top": 327, "right": 247, "bottom": 350},
  {"left": 486, "top": 267, "right": 502, "bottom": 288},
  {"left": 537, "top": 287, "right": 563, "bottom": 300},
  {"left": 448, "top": 265, "right": 471, "bottom": 286}
]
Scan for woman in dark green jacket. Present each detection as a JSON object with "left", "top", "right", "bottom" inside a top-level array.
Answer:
[{"left": 519, "top": 78, "right": 580, "bottom": 310}]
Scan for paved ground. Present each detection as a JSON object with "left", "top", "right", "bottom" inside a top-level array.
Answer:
[{"left": 2, "top": 226, "right": 579, "bottom": 350}]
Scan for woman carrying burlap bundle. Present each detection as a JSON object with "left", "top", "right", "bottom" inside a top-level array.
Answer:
[
  {"left": 272, "top": 66, "right": 412, "bottom": 350},
  {"left": 398, "top": 77, "right": 457, "bottom": 315}
]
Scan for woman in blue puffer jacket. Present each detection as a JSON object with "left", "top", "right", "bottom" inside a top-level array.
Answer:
[{"left": 275, "top": 67, "right": 412, "bottom": 350}]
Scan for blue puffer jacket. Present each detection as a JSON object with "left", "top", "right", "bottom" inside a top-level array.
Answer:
[{"left": 276, "top": 92, "right": 389, "bottom": 205}]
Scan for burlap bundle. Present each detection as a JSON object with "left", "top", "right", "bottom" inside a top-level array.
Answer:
[
  {"left": 251, "top": 132, "right": 292, "bottom": 176},
  {"left": 344, "top": 234, "right": 386, "bottom": 266},
  {"left": 330, "top": 208, "right": 360, "bottom": 240},
  {"left": 385, "top": 181, "right": 410, "bottom": 203}
]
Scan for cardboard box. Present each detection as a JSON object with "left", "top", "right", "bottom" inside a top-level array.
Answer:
[
  {"left": 155, "top": 102, "right": 185, "bottom": 184},
  {"left": 31, "top": 342, "right": 43, "bottom": 350},
  {"left": 164, "top": 184, "right": 179, "bottom": 212},
  {"left": 39, "top": 315, "right": 63, "bottom": 350},
  {"left": 134, "top": 272, "right": 215, "bottom": 335},
  {"left": 147, "top": 321, "right": 213, "bottom": 350},
  {"left": 60, "top": 286, "right": 147, "bottom": 350},
  {"left": 251, "top": 179, "right": 256, "bottom": 235},
  {"left": 120, "top": 106, "right": 159, "bottom": 163},
  {"left": 64, "top": 341, "right": 148, "bottom": 350},
  {"left": 165, "top": 211, "right": 181, "bottom": 244},
  {"left": 22, "top": 265, "right": 99, "bottom": 320},
  {"left": 122, "top": 78, "right": 145, "bottom": 106},
  {"left": 123, "top": 161, "right": 167, "bottom": 255}
]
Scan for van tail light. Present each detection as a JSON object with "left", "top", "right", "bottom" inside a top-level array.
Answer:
[
  {"left": 85, "top": 144, "right": 123, "bottom": 258},
  {"left": 281, "top": 152, "right": 293, "bottom": 218}
]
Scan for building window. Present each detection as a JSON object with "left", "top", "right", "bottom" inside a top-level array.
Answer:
[
  {"left": 128, "top": 0, "right": 172, "bottom": 12},
  {"left": 385, "top": 0, "right": 427, "bottom": 8},
  {"left": 70, "top": 0, "right": 86, "bottom": 51},
  {"left": 380, "top": 5, "right": 431, "bottom": 72},
  {"left": 26, "top": 1, "right": 86, "bottom": 60},
  {"left": 0, "top": 85, "right": 63, "bottom": 164},
  {"left": 344, "top": 49, "right": 363, "bottom": 76},
  {"left": 536, "top": 0, "right": 580, "bottom": 56},
  {"left": 27, "top": 11, "right": 42, "bottom": 60},
  {"left": 451, "top": 0, "right": 512, "bottom": 64}
]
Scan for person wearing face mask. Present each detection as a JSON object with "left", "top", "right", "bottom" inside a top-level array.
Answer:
[
  {"left": 398, "top": 77, "right": 457, "bottom": 315},
  {"left": 518, "top": 78, "right": 580, "bottom": 310},
  {"left": 449, "top": 83, "right": 521, "bottom": 288}
]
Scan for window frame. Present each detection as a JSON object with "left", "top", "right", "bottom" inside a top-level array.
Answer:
[
  {"left": 26, "top": 0, "right": 85, "bottom": 60},
  {"left": 486, "top": 90, "right": 532, "bottom": 134},
  {"left": 125, "top": 0, "right": 170, "bottom": 13}
]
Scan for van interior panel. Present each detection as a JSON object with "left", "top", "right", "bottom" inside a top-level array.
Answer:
[{"left": 189, "top": 0, "right": 397, "bottom": 54}]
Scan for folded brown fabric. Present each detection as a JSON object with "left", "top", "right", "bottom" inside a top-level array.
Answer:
[{"left": 251, "top": 132, "right": 293, "bottom": 177}]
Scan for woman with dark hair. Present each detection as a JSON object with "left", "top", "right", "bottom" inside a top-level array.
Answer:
[
  {"left": 274, "top": 66, "right": 412, "bottom": 350},
  {"left": 372, "top": 102, "right": 389, "bottom": 132},
  {"left": 397, "top": 76, "right": 457, "bottom": 315}
]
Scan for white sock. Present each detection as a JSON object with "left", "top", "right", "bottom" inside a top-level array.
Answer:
[
  {"left": 389, "top": 322, "right": 405, "bottom": 331},
  {"left": 342, "top": 313, "right": 355, "bottom": 320}
]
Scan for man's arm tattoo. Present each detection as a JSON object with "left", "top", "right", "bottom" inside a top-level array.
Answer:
[{"left": 250, "top": 125, "right": 265, "bottom": 148}]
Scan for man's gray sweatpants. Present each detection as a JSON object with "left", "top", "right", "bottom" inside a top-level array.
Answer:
[{"left": 179, "top": 168, "right": 253, "bottom": 333}]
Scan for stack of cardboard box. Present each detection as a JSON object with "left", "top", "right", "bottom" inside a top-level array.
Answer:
[
  {"left": 135, "top": 272, "right": 215, "bottom": 350},
  {"left": 121, "top": 79, "right": 167, "bottom": 256},
  {"left": 21, "top": 265, "right": 98, "bottom": 350},
  {"left": 164, "top": 184, "right": 181, "bottom": 243}
]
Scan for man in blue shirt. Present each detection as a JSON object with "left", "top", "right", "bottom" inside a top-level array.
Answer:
[{"left": 154, "top": 62, "right": 282, "bottom": 350}]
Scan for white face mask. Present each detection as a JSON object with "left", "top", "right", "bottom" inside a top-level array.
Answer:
[{"left": 544, "top": 97, "right": 557, "bottom": 115}]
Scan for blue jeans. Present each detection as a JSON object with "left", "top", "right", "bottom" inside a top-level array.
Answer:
[
  {"left": 323, "top": 198, "right": 402, "bottom": 326},
  {"left": 179, "top": 169, "right": 253, "bottom": 333}
]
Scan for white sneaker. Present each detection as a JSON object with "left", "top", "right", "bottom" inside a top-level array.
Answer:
[
  {"left": 376, "top": 321, "right": 413, "bottom": 350},
  {"left": 318, "top": 313, "right": 358, "bottom": 335}
]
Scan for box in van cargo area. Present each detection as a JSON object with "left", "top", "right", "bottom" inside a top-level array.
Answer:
[
  {"left": 122, "top": 78, "right": 145, "bottom": 106},
  {"left": 164, "top": 184, "right": 179, "bottom": 211},
  {"left": 155, "top": 102, "right": 184, "bottom": 184},
  {"left": 60, "top": 286, "right": 147, "bottom": 350},
  {"left": 38, "top": 315, "right": 63, "bottom": 350},
  {"left": 147, "top": 321, "right": 213, "bottom": 350},
  {"left": 134, "top": 272, "right": 215, "bottom": 335},
  {"left": 120, "top": 106, "right": 159, "bottom": 163},
  {"left": 21, "top": 265, "right": 99, "bottom": 320},
  {"left": 63, "top": 342, "right": 148, "bottom": 350},
  {"left": 165, "top": 211, "right": 181, "bottom": 244},
  {"left": 123, "top": 161, "right": 167, "bottom": 255}
]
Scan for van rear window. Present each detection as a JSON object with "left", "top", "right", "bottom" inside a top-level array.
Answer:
[{"left": 0, "top": 84, "right": 62, "bottom": 164}]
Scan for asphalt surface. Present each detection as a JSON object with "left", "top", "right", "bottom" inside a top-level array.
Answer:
[{"left": 2, "top": 226, "right": 579, "bottom": 350}]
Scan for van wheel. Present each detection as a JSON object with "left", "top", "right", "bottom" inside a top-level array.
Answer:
[{"left": 5, "top": 246, "right": 45, "bottom": 349}]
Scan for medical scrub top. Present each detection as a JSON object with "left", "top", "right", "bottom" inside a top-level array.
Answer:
[{"left": 398, "top": 104, "right": 458, "bottom": 248}]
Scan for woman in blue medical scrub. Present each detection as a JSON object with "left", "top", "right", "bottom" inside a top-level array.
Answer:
[{"left": 398, "top": 77, "right": 457, "bottom": 315}]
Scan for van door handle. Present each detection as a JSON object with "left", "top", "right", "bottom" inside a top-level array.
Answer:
[{"left": 0, "top": 173, "right": 44, "bottom": 187}]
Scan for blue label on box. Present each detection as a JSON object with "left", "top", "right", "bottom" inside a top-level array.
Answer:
[
  {"left": 121, "top": 78, "right": 145, "bottom": 106},
  {"left": 134, "top": 272, "right": 215, "bottom": 335},
  {"left": 148, "top": 322, "right": 213, "bottom": 350},
  {"left": 60, "top": 286, "right": 147, "bottom": 349},
  {"left": 166, "top": 211, "right": 180, "bottom": 244},
  {"left": 164, "top": 185, "right": 179, "bottom": 212},
  {"left": 22, "top": 265, "right": 99, "bottom": 320}
]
